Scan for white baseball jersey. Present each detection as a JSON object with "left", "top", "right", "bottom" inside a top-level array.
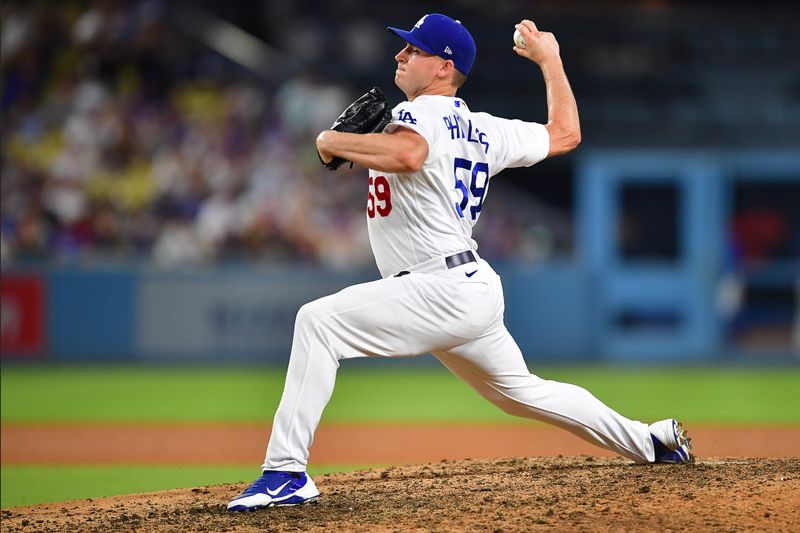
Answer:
[{"left": 367, "top": 95, "right": 550, "bottom": 277}]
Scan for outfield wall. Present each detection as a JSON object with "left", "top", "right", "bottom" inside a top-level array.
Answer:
[
  {"left": 1, "top": 264, "right": 597, "bottom": 363},
  {"left": 4, "top": 261, "right": 799, "bottom": 363}
]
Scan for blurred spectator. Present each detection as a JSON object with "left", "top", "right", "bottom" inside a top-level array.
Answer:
[{"left": 731, "top": 208, "right": 791, "bottom": 267}]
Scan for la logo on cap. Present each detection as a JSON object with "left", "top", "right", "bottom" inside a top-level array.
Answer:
[{"left": 414, "top": 15, "right": 428, "bottom": 28}]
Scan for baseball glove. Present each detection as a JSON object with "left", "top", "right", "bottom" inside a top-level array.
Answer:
[{"left": 319, "top": 86, "right": 393, "bottom": 170}]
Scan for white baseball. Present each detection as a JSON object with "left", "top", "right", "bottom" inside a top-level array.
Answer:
[{"left": 513, "top": 28, "right": 527, "bottom": 49}]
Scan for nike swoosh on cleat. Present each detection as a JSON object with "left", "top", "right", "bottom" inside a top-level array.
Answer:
[
  {"left": 465, "top": 270, "right": 478, "bottom": 277},
  {"left": 266, "top": 480, "right": 292, "bottom": 497}
]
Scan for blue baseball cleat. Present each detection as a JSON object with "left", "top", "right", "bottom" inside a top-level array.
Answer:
[
  {"left": 649, "top": 419, "right": 694, "bottom": 464},
  {"left": 227, "top": 471, "right": 319, "bottom": 511}
]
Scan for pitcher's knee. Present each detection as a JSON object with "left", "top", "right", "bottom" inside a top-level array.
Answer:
[
  {"left": 296, "top": 301, "right": 325, "bottom": 332},
  {"left": 291, "top": 298, "right": 346, "bottom": 366}
]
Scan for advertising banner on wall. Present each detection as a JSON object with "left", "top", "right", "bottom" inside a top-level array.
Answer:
[
  {"left": 1, "top": 275, "right": 46, "bottom": 358},
  {"left": 137, "top": 270, "right": 366, "bottom": 361}
]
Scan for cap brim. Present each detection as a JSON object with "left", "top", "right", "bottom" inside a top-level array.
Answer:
[{"left": 387, "top": 26, "right": 437, "bottom": 56}]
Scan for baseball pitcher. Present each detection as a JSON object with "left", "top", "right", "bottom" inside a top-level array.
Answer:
[{"left": 229, "top": 13, "right": 692, "bottom": 511}]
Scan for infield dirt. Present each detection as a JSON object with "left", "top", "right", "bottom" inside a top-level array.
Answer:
[{"left": 2, "top": 456, "right": 799, "bottom": 532}]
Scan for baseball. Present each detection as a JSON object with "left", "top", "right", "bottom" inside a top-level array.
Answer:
[{"left": 513, "top": 28, "right": 527, "bottom": 49}]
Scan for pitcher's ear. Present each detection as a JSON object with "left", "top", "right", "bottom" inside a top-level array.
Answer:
[{"left": 439, "top": 59, "right": 455, "bottom": 79}]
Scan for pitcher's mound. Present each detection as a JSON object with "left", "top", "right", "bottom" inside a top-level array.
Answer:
[{"left": 3, "top": 457, "right": 798, "bottom": 532}]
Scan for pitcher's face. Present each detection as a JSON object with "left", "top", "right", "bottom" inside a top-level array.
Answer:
[{"left": 394, "top": 43, "right": 448, "bottom": 99}]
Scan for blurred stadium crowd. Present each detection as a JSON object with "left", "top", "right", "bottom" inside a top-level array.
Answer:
[
  {"left": 1, "top": 1, "right": 568, "bottom": 270},
  {"left": 3, "top": 1, "right": 797, "bottom": 270}
]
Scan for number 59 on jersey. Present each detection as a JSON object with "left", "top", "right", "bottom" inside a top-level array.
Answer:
[
  {"left": 454, "top": 158, "right": 489, "bottom": 221},
  {"left": 367, "top": 175, "right": 392, "bottom": 218}
]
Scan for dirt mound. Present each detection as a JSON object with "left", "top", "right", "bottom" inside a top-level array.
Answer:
[{"left": 2, "top": 457, "right": 798, "bottom": 532}]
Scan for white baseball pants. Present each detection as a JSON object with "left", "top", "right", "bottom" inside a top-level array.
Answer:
[{"left": 263, "top": 258, "right": 655, "bottom": 471}]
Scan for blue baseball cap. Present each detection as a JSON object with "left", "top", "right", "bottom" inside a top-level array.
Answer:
[{"left": 387, "top": 14, "right": 476, "bottom": 76}]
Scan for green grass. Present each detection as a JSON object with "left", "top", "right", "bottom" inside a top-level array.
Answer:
[
  {"left": 2, "top": 364, "right": 799, "bottom": 425},
  {"left": 2, "top": 364, "right": 798, "bottom": 507},
  {"left": 0, "top": 464, "right": 366, "bottom": 508}
]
